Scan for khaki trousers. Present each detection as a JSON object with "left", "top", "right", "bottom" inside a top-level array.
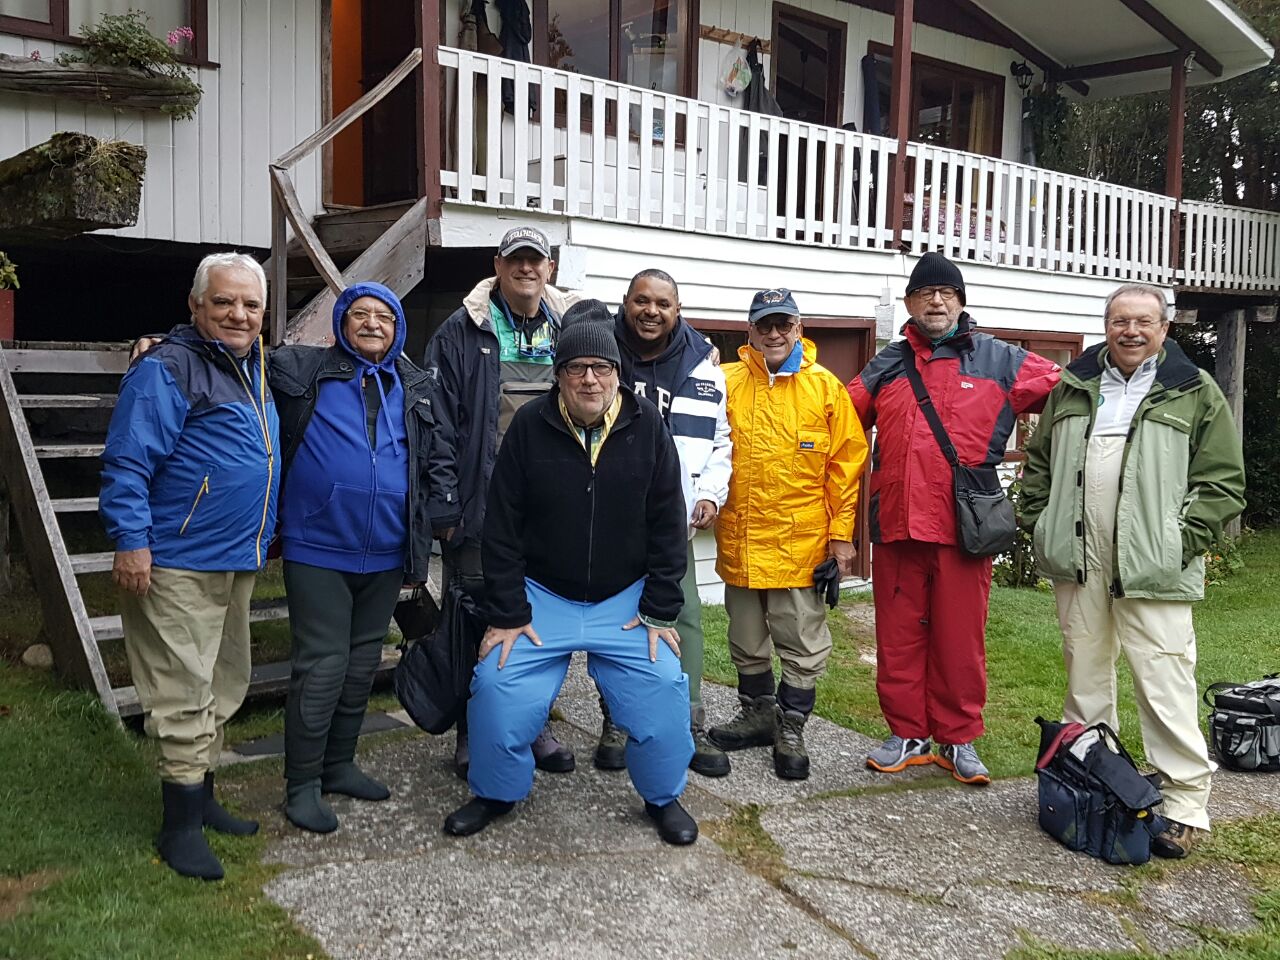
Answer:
[
  {"left": 723, "top": 584, "right": 832, "bottom": 690},
  {"left": 120, "top": 566, "right": 256, "bottom": 784},
  {"left": 1053, "top": 435, "right": 1214, "bottom": 830}
]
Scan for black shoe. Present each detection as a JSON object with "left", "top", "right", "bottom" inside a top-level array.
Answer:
[
  {"left": 594, "top": 696, "right": 628, "bottom": 770},
  {"left": 644, "top": 799, "right": 698, "bottom": 846},
  {"left": 689, "top": 712, "right": 731, "bottom": 778},
  {"left": 443, "top": 797, "right": 515, "bottom": 837},
  {"left": 202, "top": 772, "right": 258, "bottom": 836},
  {"left": 773, "top": 708, "right": 811, "bottom": 781},
  {"left": 532, "top": 723, "right": 576, "bottom": 773},
  {"left": 157, "top": 780, "right": 224, "bottom": 880}
]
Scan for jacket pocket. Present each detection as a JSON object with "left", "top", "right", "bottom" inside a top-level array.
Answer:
[
  {"left": 179, "top": 473, "right": 211, "bottom": 536},
  {"left": 369, "top": 488, "right": 409, "bottom": 553},
  {"left": 792, "top": 430, "right": 831, "bottom": 483},
  {"left": 303, "top": 483, "right": 369, "bottom": 552}
]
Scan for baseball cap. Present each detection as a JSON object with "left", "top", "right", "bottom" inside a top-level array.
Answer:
[
  {"left": 498, "top": 226, "right": 552, "bottom": 259},
  {"left": 748, "top": 288, "right": 801, "bottom": 325}
]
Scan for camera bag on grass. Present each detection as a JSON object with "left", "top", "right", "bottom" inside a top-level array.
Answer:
[
  {"left": 1034, "top": 716, "right": 1167, "bottom": 865},
  {"left": 1204, "top": 675, "right": 1280, "bottom": 772},
  {"left": 900, "top": 343, "right": 1017, "bottom": 557},
  {"left": 394, "top": 583, "right": 483, "bottom": 734}
]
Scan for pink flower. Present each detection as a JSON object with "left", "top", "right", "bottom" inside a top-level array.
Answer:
[
  {"left": 29, "top": 50, "right": 41, "bottom": 61},
  {"left": 166, "top": 25, "right": 195, "bottom": 47}
]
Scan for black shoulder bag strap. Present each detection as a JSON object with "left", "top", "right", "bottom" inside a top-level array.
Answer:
[{"left": 899, "top": 339, "right": 959, "bottom": 467}]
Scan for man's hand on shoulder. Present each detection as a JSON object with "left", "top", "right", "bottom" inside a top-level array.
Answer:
[
  {"left": 130, "top": 336, "right": 163, "bottom": 362},
  {"left": 113, "top": 547, "right": 153, "bottom": 597},
  {"left": 479, "top": 623, "right": 541, "bottom": 669}
]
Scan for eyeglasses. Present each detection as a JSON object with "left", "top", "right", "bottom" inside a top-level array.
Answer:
[
  {"left": 348, "top": 308, "right": 395, "bottom": 324},
  {"left": 751, "top": 317, "right": 797, "bottom": 336},
  {"left": 562, "top": 361, "right": 617, "bottom": 379},
  {"left": 910, "top": 286, "right": 959, "bottom": 302},
  {"left": 1107, "top": 317, "right": 1164, "bottom": 331}
]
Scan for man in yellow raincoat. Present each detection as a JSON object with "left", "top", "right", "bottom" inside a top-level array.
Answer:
[{"left": 709, "top": 289, "right": 868, "bottom": 780}]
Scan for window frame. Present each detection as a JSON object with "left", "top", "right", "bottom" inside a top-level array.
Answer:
[
  {"left": 985, "top": 327, "right": 1083, "bottom": 460},
  {"left": 530, "top": 0, "right": 700, "bottom": 100},
  {"left": 0, "top": 0, "right": 214, "bottom": 68},
  {"left": 866, "top": 41, "right": 1004, "bottom": 158}
]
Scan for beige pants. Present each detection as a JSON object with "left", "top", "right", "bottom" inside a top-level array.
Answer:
[
  {"left": 120, "top": 566, "right": 255, "bottom": 784},
  {"left": 1053, "top": 434, "right": 1214, "bottom": 830},
  {"left": 723, "top": 584, "right": 832, "bottom": 689}
]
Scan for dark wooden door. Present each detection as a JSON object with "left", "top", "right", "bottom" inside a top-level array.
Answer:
[{"left": 361, "top": 0, "right": 419, "bottom": 205}]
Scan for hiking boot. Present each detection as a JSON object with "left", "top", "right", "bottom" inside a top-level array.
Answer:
[
  {"left": 157, "top": 780, "right": 224, "bottom": 880},
  {"left": 594, "top": 696, "right": 629, "bottom": 771},
  {"left": 936, "top": 742, "right": 991, "bottom": 785},
  {"left": 202, "top": 771, "right": 258, "bottom": 836},
  {"left": 1151, "top": 819, "right": 1198, "bottom": 859},
  {"left": 773, "top": 707, "right": 810, "bottom": 781},
  {"left": 689, "top": 705, "right": 730, "bottom": 778},
  {"left": 866, "top": 735, "right": 934, "bottom": 774},
  {"left": 709, "top": 694, "right": 777, "bottom": 751},
  {"left": 532, "top": 722, "right": 576, "bottom": 773}
]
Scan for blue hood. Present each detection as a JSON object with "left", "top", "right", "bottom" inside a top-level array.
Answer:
[{"left": 332, "top": 282, "right": 407, "bottom": 371}]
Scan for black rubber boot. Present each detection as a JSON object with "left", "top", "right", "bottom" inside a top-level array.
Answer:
[
  {"left": 285, "top": 778, "right": 339, "bottom": 834},
  {"left": 202, "top": 771, "right": 258, "bottom": 836},
  {"left": 443, "top": 797, "right": 515, "bottom": 836},
  {"left": 593, "top": 695, "right": 628, "bottom": 770},
  {"left": 157, "top": 780, "right": 224, "bottom": 880},
  {"left": 644, "top": 799, "right": 699, "bottom": 845},
  {"left": 709, "top": 694, "right": 777, "bottom": 751},
  {"left": 321, "top": 638, "right": 389, "bottom": 801}
]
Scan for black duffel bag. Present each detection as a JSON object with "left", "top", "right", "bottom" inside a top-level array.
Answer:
[
  {"left": 394, "top": 583, "right": 483, "bottom": 734},
  {"left": 1034, "top": 717, "right": 1167, "bottom": 866},
  {"left": 1205, "top": 675, "right": 1280, "bottom": 772},
  {"left": 901, "top": 345, "right": 1017, "bottom": 557}
]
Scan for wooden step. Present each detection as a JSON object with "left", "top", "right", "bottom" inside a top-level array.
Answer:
[
  {"left": 3, "top": 348, "right": 129, "bottom": 375},
  {"left": 52, "top": 496, "right": 99, "bottom": 513},
  {"left": 89, "top": 588, "right": 423, "bottom": 642},
  {"left": 111, "top": 646, "right": 402, "bottom": 717},
  {"left": 33, "top": 443, "right": 105, "bottom": 459},
  {"left": 70, "top": 552, "right": 113, "bottom": 574},
  {"left": 18, "top": 393, "right": 117, "bottom": 409}
]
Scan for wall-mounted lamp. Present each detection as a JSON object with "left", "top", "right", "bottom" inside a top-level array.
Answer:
[{"left": 1010, "top": 60, "right": 1034, "bottom": 92}]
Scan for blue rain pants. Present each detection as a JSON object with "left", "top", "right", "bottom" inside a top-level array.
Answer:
[{"left": 467, "top": 578, "right": 693, "bottom": 806}]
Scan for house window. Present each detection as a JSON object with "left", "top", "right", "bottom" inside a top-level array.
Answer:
[
  {"left": 866, "top": 44, "right": 1003, "bottom": 158},
  {"left": 533, "top": 0, "right": 695, "bottom": 98},
  {"left": 0, "top": 0, "right": 206, "bottom": 62},
  {"left": 986, "top": 329, "right": 1083, "bottom": 459}
]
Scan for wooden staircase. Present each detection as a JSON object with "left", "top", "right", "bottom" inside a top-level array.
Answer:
[{"left": 1, "top": 340, "right": 425, "bottom": 719}]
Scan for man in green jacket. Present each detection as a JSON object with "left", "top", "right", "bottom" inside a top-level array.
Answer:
[{"left": 1021, "top": 282, "right": 1246, "bottom": 859}]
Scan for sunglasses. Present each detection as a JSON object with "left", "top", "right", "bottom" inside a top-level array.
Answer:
[{"left": 751, "top": 317, "right": 797, "bottom": 336}]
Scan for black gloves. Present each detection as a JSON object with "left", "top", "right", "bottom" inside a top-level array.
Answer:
[{"left": 813, "top": 557, "right": 841, "bottom": 610}]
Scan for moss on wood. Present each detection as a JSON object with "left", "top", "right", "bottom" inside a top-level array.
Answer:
[{"left": 0, "top": 133, "right": 146, "bottom": 239}]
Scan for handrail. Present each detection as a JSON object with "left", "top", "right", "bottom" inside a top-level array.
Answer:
[{"left": 268, "top": 46, "right": 425, "bottom": 345}]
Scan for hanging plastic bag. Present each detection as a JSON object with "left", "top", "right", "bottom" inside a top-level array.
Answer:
[{"left": 721, "top": 43, "right": 752, "bottom": 98}]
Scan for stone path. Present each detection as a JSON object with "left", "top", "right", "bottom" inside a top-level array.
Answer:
[{"left": 223, "top": 658, "right": 1279, "bottom": 960}]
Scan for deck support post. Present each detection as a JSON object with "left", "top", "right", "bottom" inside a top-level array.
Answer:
[
  {"left": 1166, "top": 53, "right": 1187, "bottom": 268},
  {"left": 1215, "top": 308, "right": 1246, "bottom": 539},
  {"left": 888, "top": 0, "right": 914, "bottom": 251}
]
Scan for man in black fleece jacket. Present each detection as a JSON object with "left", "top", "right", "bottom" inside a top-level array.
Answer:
[{"left": 442, "top": 307, "right": 699, "bottom": 845}]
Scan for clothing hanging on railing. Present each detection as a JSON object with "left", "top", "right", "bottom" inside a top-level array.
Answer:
[
  {"left": 496, "top": 0, "right": 531, "bottom": 115},
  {"left": 742, "top": 39, "right": 783, "bottom": 117}
]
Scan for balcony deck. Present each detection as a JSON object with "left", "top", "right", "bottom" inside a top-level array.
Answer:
[{"left": 436, "top": 48, "right": 1279, "bottom": 297}]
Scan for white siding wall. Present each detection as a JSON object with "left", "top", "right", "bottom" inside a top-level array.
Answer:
[
  {"left": 696, "top": 0, "right": 1023, "bottom": 163},
  {"left": 0, "top": 0, "right": 323, "bottom": 249}
]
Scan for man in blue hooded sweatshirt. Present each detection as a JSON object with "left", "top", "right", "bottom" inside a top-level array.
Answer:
[{"left": 269, "top": 282, "right": 441, "bottom": 833}]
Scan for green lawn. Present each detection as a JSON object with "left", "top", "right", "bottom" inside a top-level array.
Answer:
[{"left": 2, "top": 532, "right": 1279, "bottom": 959}]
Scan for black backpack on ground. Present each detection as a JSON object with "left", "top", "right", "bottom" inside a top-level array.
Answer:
[
  {"left": 1205, "top": 675, "right": 1280, "bottom": 772},
  {"left": 393, "top": 583, "right": 483, "bottom": 735},
  {"left": 1034, "top": 717, "right": 1167, "bottom": 866}
]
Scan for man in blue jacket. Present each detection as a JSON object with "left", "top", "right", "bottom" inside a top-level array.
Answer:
[{"left": 101, "top": 252, "right": 280, "bottom": 881}]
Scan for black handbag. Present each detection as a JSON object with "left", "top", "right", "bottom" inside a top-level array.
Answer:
[
  {"left": 1204, "top": 675, "right": 1280, "bottom": 772},
  {"left": 393, "top": 583, "right": 483, "bottom": 735},
  {"left": 899, "top": 345, "right": 1017, "bottom": 557}
]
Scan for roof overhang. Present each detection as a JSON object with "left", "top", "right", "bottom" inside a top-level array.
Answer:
[{"left": 968, "top": 0, "right": 1273, "bottom": 97}]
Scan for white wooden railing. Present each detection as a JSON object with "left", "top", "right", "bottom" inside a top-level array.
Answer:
[
  {"left": 1181, "top": 199, "right": 1280, "bottom": 291},
  {"left": 438, "top": 47, "right": 1280, "bottom": 294}
]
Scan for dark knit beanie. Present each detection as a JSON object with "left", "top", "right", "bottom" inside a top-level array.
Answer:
[
  {"left": 554, "top": 307, "right": 621, "bottom": 371},
  {"left": 906, "top": 252, "right": 966, "bottom": 305},
  {"left": 561, "top": 298, "right": 613, "bottom": 329}
]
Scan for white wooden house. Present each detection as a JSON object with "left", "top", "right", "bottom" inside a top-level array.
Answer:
[{"left": 0, "top": 0, "right": 1276, "bottom": 609}]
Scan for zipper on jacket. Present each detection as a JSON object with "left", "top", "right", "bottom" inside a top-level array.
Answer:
[
  {"left": 179, "top": 475, "right": 209, "bottom": 536},
  {"left": 228, "top": 339, "right": 275, "bottom": 567},
  {"left": 1077, "top": 420, "right": 1092, "bottom": 585}
]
